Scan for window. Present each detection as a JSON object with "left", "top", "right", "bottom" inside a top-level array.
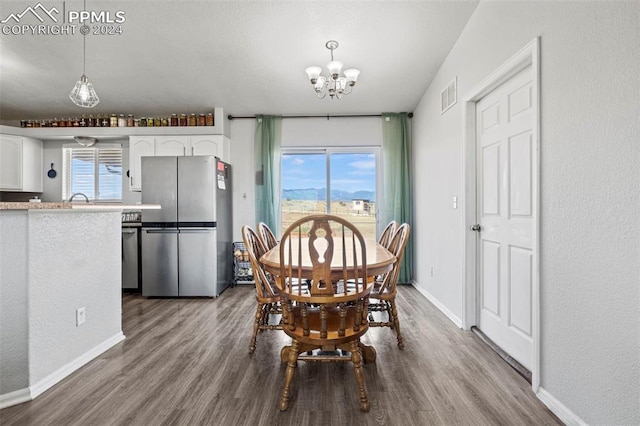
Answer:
[
  {"left": 62, "top": 144, "right": 122, "bottom": 202},
  {"left": 281, "top": 148, "right": 378, "bottom": 239}
]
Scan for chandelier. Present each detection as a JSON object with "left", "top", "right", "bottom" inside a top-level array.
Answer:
[
  {"left": 305, "top": 40, "right": 360, "bottom": 99},
  {"left": 69, "top": 1, "right": 99, "bottom": 108}
]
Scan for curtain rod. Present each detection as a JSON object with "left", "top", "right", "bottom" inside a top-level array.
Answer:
[{"left": 227, "top": 113, "right": 413, "bottom": 120}]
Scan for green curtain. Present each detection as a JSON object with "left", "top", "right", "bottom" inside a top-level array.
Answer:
[
  {"left": 382, "top": 113, "right": 413, "bottom": 284},
  {"left": 254, "top": 115, "right": 282, "bottom": 231}
]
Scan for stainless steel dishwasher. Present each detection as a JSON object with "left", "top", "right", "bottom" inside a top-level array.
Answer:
[{"left": 122, "top": 212, "right": 141, "bottom": 291}]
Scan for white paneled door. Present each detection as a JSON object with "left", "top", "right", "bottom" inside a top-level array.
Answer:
[{"left": 475, "top": 65, "right": 534, "bottom": 370}]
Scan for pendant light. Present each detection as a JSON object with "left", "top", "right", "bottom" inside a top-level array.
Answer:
[{"left": 69, "top": 0, "right": 99, "bottom": 108}]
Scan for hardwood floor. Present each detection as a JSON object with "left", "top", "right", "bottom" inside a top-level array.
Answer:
[{"left": 1, "top": 285, "right": 561, "bottom": 425}]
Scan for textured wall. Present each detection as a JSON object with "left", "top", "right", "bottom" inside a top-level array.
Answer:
[
  {"left": 0, "top": 212, "right": 29, "bottom": 394},
  {"left": 412, "top": 1, "right": 640, "bottom": 424},
  {"left": 27, "top": 210, "right": 122, "bottom": 384},
  {"left": 230, "top": 120, "right": 257, "bottom": 242},
  {"left": 0, "top": 209, "right": 122, "bottom": 401}
]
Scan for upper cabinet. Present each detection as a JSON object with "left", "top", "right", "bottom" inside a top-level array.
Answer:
[
  {"left": 129, "top": 137, "right": 156, "bottom": 191},
  {"left": 155, "top": 135, "right": 229, "bottom": 158},
  {"left": 155, "top": 136, "right": 188, "bottom": 157},
  {"left": 0, "top": 134, "right": 43, "bottom": 192},
  {"left": 129, "top": 135, "right": 230, "bottom": 191},
  {"left": 189, "top": 135, "right": 229, "bottom": 159}
]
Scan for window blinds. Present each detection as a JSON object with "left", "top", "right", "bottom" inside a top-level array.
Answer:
[{"left": 62, "top": 144, "right": 122, "bottom": 202}]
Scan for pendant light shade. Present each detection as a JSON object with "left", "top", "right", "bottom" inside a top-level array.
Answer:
[{"left": 69, "top": 74, "right": 99, "bottom": 108}]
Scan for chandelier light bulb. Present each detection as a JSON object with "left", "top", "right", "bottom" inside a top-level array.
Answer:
[
  {"left": 314, "top": 76, "right": 326, "bottom": 92},
  {"left": 305, "top": 66, "right": 322, "bottom": 83},
  {"left": 344, "top": 68, "right": 360, "bottom": 85},
  {"left": 335, "top": 77, "right": 345, "bottom": 93},
  {"left": 327, "top": 60, "right": 343, "bottom": 78},
  {"left": 79, "top": 84, "right": 89, "bottom": 101},
  {"left": 305, "top": 40, "right": 359, "bottom": 100}
]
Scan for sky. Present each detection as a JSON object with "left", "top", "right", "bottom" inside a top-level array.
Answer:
[{"left": 281, "top": 152, "right": 376, "bottom": 193}]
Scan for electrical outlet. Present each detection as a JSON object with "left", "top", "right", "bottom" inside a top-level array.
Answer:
[
  {"left": 430, "top": 266, "right": 434, "bottom": 278},
  {"left": 76, "top": 307, "right": 86, "bottom": 326}
]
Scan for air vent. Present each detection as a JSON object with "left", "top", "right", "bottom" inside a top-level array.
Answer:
[{"left": 441, "top": 77, "right": 457, "bottom": 114}]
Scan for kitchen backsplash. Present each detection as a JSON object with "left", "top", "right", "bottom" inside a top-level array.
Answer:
[{"left": 0, "top": 192, "right": 40, "bottom": 202}]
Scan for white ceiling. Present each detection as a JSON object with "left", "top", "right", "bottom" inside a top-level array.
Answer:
[{"left": 0, "top": 1, "right": 479, "bottom": 122}]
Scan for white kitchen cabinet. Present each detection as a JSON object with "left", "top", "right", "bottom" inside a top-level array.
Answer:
[
  {"left": 0, "top": 134, "right": 43, "bottom": 192},
  {"left": 156, "top": 135, "right": 229, "bottom": 158},
  {"left": 129, "top": 136, "right": 155, "bottom": 191},
  {"left": 155, "top": 136, "right": 188, "bottom": 156},
  {"left": 189, "top": 135, "right": 229, "bottom": 159},
  {"left": 129, "top": 135, "right": 230, "bottom": 191}
]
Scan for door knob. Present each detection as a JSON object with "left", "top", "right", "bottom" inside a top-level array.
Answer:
[{"left": 470, "top": 224, "right": 481, "bottom": 232}]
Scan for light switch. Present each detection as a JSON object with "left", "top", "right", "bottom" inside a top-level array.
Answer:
[{"left": 452, "top": 196, "right": 458, "bottom": 209}]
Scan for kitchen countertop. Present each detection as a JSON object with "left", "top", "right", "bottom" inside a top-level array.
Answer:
[{"left": 0, "top": 202, "right": 161, "bottom": 211}]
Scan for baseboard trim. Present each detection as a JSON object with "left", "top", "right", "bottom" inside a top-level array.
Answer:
[
  {"left": 1, "top": 332, "right": 127, "bottom": 410},
  {"left": 411, "top": 280, "right": 463, "bottom": 328},
  {"left": 536, "top": 386, "right": 587, "bottom": 426},
  {"left": 0, "top": 388, "right": 31, "bottom": 410},
  {"left": 29, "top": 332, "right": 125, "bottom": 400}
]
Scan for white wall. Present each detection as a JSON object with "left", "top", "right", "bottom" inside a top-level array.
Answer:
[
  {"left": 0, "top": 210, "right": 123, "bottom": 406},
  {"left": 229, "top": 120, "right": 257, "bottom": 242},
  {"left": 412, "top": 1, "right": 640, "bottom": 424},
  {"left": 27, "top": 210, "right": 123, "bottom": 385},
  {"left": 0, "top": 212, "right": 29, "bottom": 395},
  {"left": 281, "top": 117, "right": 382, "bottom": 148}
]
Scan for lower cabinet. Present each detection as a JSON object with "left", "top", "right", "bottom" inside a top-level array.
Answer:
[
  {"left": 0, "top": 134, "right": 43, "bottom": 192},
  {"left": 129, "top": 135, "right": 230, "bottom": 191}
]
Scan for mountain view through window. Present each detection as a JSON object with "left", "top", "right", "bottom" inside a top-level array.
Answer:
[{"left": 281, "top": 150, "right": 377, "bottom": 240}]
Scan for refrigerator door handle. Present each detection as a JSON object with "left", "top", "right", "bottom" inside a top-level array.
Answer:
[
  {"left": 179, "top": 228, "right": 212, "bottom": 233},
  {"left": 122, "top": 229, "right": 137, "bottom": 234},
  {"left": 144, "top": 229, "right": 179, "bottom": 234}
]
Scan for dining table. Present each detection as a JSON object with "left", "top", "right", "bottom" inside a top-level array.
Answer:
[{"left": 260, "top": 237, "right": 396, "bottom": 363}]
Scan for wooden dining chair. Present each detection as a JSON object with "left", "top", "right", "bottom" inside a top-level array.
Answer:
[
  {"left": 368, "top": 223, "right": 410, "bottom": 350},
  {"left": 276, "top": 214, "right": 373, "bottom": 412},
  {"left": 258, "top": 222, "right": 278, "bottom": 250},
  {"left": 378, "top": 220, "right": 398, "bottom": 249},
  {"left": 241, "top": 225, "right": 282, "bottom": 354}
]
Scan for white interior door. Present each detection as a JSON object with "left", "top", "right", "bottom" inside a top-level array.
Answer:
[{"left": 476, "top": 65, "right": 535, "bottom": 370}]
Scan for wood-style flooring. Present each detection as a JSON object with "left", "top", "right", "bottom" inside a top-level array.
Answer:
[{"left": 1, "top": 285, "right": 561, "bottom": 425}]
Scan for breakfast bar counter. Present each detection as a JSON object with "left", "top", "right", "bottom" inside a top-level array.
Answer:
[{"left": 0, "top": 205, "right": 159, "bottom": 406}]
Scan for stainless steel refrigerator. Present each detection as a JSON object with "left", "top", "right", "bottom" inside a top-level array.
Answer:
[{"left": 141, "top": 155, "right": 232, "bottom": 297}]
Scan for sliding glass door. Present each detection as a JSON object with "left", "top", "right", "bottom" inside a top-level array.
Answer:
[{"left": 281, "top": 148, "right": 378, "bottom": 239}]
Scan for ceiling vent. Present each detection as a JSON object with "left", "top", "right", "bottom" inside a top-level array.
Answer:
[{"left": 441, "top": 77, "right": 457, "bottom": 114}]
